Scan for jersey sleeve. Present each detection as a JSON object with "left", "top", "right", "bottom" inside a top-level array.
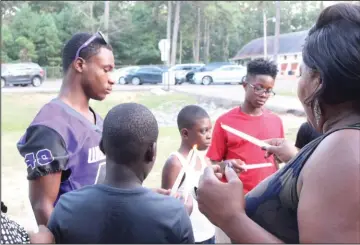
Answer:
[
  {"left": 17, "top": 125, "right": 69, "bottom": 180},
  {"left": 206, "top": 118, "right": 227, "bottom": 161}
]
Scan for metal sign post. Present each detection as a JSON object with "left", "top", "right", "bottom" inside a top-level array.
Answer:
[{"left": 158, "top": 39, "right": 170, "bottom": 91}]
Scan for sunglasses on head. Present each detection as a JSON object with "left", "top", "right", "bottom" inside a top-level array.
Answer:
[{"left": 74, "top": 31, "right": 108, "bottom": 61}]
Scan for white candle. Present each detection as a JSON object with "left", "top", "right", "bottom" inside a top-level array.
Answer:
[{"left": 221, "top": 123, "right": 271, "bottom": 148}]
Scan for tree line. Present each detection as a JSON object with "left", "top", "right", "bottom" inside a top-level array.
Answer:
[{"left": 1, "top": 1, "right": 333, "bottom": 68}]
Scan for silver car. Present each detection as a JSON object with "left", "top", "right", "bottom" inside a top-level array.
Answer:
[{"left": 1, "top": 63, "right": 45, "bottom": 88}]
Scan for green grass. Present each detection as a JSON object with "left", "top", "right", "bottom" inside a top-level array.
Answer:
[
  {"left": 1, "top": 92, "right": 196, "bottom": 131},
  {"left": 143, "top": 126, "right": 180, "bottom": 187}
]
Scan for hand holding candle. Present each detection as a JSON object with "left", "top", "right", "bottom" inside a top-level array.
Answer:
[
  {"left": 220, "top": 159, "right": 247, "bottom": 174},
  {"left": 219, "top": 159, "right": 246, "bottom": 183},
  {"left": 219, "top": 161, "right": 273, "bottom": 182},
  {"left": 197, "top": 164, "right": 246, "bottom": 228}
]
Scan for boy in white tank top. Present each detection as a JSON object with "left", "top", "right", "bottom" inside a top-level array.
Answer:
[{"left": 161, "top": 105, "right": 216, "bottom": 244}]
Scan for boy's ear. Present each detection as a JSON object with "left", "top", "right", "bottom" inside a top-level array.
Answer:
[
  {"left": 180, "top": 128, "right": 189, "bottom": 138},
  {"left": 242, "top": 80, "right": 248, "bottom": 88},
  {"left": 73, "top": 57, "right": 86, "bottom": 73},
  {"left": 242, "top": 82, "right": 249, "bottom": 91},
  {"left": 242, "top": 76, "right": 249, "bottom": 89},
  {"left": 240, "top": 76, "right": 246, "bottom": 85},
  {"left": 145, "top": 142, "right": 157, "bottom": 163}
]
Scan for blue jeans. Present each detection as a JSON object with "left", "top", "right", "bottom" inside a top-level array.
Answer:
[{"left": 196, "top": 236, "right": 215, "bottom": 244}]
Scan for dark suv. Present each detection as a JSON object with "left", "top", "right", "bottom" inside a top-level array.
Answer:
[{"left": 1, "top": 63, "right": 46, "bottom": 88}]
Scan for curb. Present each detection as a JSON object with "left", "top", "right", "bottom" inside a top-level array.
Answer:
[{"left": 172, "top": 90, "right": 306, "bottom": 117}]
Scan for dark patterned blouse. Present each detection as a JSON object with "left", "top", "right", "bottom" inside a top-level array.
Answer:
[{"left": 1, "top": 202, "right": 30, "bottom": 244}]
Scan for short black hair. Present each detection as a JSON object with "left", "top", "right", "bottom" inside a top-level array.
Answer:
[
  {"left": 302, "top": 3, "right": 360, "bottom": 107},
  {"left": 246, "top": 58, "right": 278, "bottom": 80},
  {"left": 101, "top": 103, "right": 159, "bottom": 164},
  {"left": 177, "top": 105, "right": 210, "bottom": 131},
  {"left": 62, "top": 32, "right": 113, "bottom": 74}
]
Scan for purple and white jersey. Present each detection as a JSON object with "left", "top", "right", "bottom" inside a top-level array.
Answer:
[{"left": 17, "top": 99, "right": 106, "bottom": 205}]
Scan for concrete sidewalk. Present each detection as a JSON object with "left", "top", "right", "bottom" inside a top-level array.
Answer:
[{"left": 172, "top": 86, "right": 305, "bottom": 116}]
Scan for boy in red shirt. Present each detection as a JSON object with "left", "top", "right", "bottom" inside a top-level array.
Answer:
[{"left": 207, "top": 58, "right": 284, "bottom": 194}]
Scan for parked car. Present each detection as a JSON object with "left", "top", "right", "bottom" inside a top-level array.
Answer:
[
  {"left": 124, "top": 66, "right": 166, "bottom": 85},
  {"left": 155, "top": 65, "right": 170, "bottom": 71},
  {"left": 111, "top": 66, "right": 140, "bottom": 84},
  {"left": 168, "top": 63, "right": 204, "bottom": 85},
  {"left": 193, "top": 65, "right": 246, "bottom": 85},
  {"left": 187, "top": 61, "right": 233, "bottom": 83},
  {"left": 1, "top": 63, "right": 45, "bottom": 88}
]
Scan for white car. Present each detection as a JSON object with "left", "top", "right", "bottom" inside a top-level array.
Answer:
[
  {"left": 193, "top": 65, "right": 246, "bottom": 85},
  {"left": 111, "top": 66, "right": 140, "bottom": 84},
  {"left": 168, "top": 63, "right": 204, "bottom": 84}
]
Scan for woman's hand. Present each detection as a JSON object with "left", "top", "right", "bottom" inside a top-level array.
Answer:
[
  {"left": 220, "top": 159, "right": 247, "bottom": 174},
  {"left": 28, "top": 225, "right": 54, "bottom": 244},
  {"left": 262, "top": 138, "right": 299, "bottom": 163},
  {"left": 197, "top": 164, "right": 245, "bottom": 228}
]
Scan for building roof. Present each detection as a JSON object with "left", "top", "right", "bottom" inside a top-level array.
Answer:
[{"left": 231, "top": 30, "right": 309, "bottom": 60}]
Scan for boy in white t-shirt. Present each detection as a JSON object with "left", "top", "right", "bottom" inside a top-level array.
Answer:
[{"left": 161, "top": 105, "right": 215, "bottom": 244}]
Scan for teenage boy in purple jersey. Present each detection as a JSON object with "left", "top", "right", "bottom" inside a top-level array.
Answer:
[{"left": 16, "top": 32, "right": 115, "bottom": 226}]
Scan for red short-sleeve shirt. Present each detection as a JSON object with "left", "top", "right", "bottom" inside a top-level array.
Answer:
[{"left": 206, "top": 107, "right": 285, "bottom": 194}]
